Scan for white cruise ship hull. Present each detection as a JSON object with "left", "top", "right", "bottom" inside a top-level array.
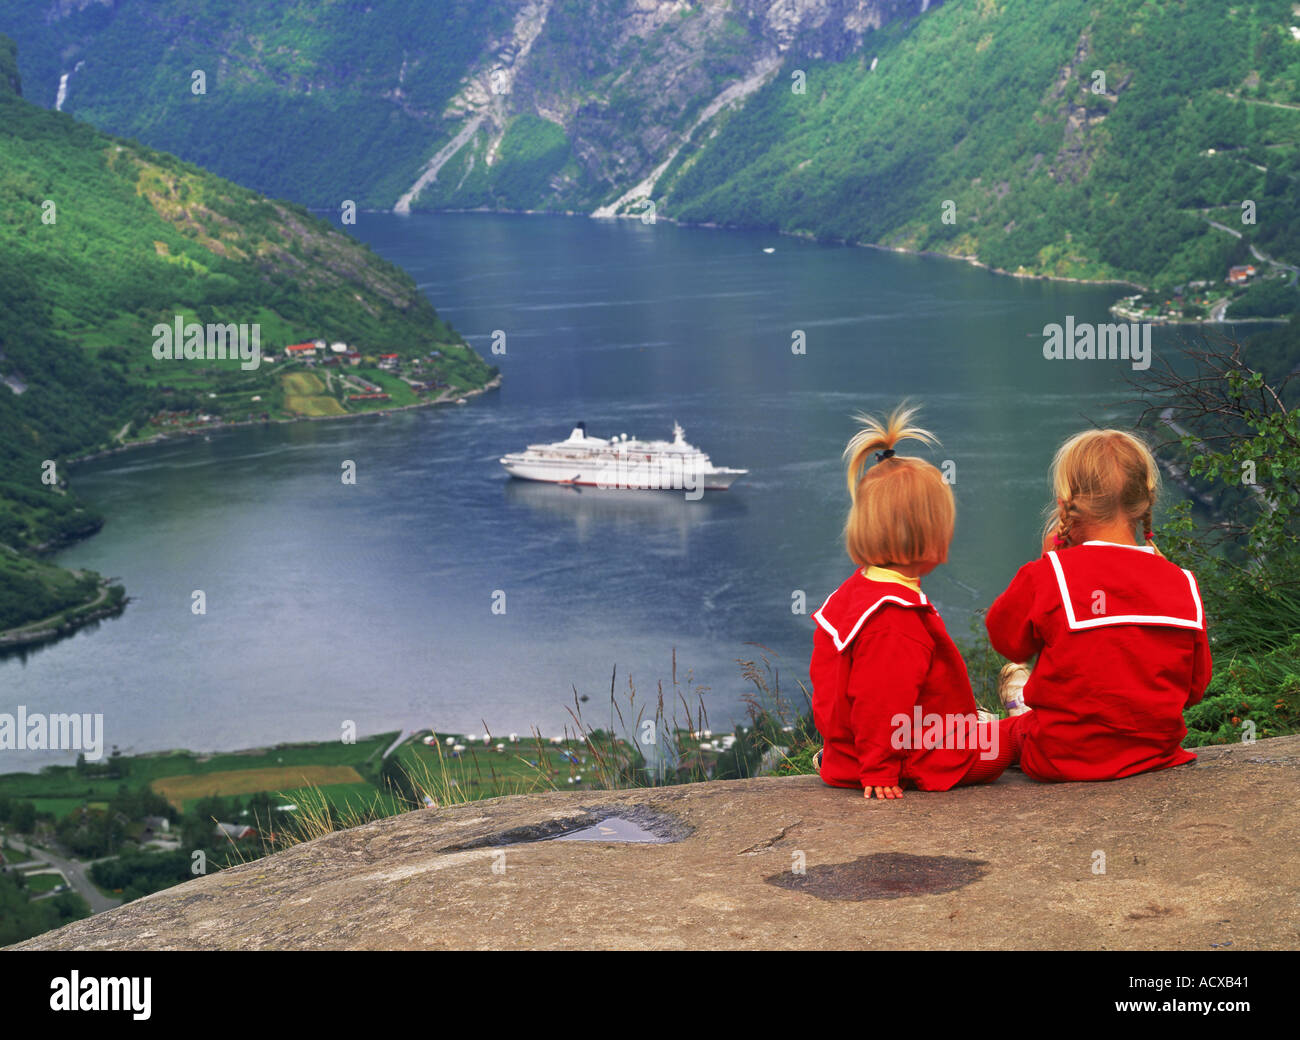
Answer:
[
  {"left": 500, "top": 456, "right": 744, "bottom": 491},
  {"left": 500, "top": 422, "right": 746, "bottom": 492}
]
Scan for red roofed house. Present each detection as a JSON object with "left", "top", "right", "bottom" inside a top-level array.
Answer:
[
  {"left": 1227, "top": 265, "right": 1257, "bottom": 285},
  {"left": 284, "top": 342, "right": 318, "bottom": 357}
]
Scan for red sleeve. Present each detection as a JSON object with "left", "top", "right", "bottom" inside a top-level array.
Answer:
[
  {"left": 845, "top": 623, "right": 933, "bottom": 788},
  {"left": 1188, "top": 626, "right": 1212, "bottom": 707},
  {"left": 985, "top": 560, "right": 1045, "bottom": 663}
]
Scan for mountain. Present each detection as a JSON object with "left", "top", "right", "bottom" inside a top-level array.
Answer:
[
  {"left": 0, "top": 1, "right": 930, "bottom": 211},
  {"left": 3, "top": 0, "right": 1298, "bottom": 292},
  {"left": 0, "top": 33, "right": 494, "bottom": 635}
]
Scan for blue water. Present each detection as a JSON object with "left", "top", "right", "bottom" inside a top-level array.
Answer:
[{"left": 1, "top": 212, "right": 1191, "bottom": 770}]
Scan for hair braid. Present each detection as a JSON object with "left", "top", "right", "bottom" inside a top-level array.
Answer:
[{"left": 1054, "top": 496, "right": 1075, "bottom": 549}]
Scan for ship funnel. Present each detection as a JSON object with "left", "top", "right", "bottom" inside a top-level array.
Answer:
[{"left": 569, "top": 421, "right": 586, "bottom": 441}]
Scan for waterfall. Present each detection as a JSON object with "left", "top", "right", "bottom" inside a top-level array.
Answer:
[{"left": 54, "top": 61, "right": 85, "bottom": 112}]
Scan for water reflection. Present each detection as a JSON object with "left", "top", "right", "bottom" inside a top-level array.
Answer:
[{"left": 502, "top": 477, "right": 747, "bottom": 546}]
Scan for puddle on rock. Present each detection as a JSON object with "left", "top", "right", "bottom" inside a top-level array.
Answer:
[
  {"left": 766, "top": 852, "right": 988, "bottom": 901},
  {"left": 550, "top": 815, "right": 670, "bottom": 844},
  {"left": 444, "top": 805, "right": 689, "bottom": 850}
]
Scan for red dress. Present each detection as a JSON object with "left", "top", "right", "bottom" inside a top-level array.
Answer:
[
  {"left": 810, "top": 570, "right": 990, "bottom": 790},
  {"left": 985, "top": 542, "right": 1213, "bottom": 782}
]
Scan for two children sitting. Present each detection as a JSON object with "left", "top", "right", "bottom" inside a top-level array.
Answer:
[{"left": 811, "top": 406, "right": 1212, "bottom": 799}]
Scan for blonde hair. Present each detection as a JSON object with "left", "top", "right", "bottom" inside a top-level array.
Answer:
[
  {"left": 999, "top": 662, "right": 1030, "bottom": 686},
  {"left": 1044, "top": 429, "right": 1160, "bottom": 548},
  {"left": 842, "top": 404, "right": 954, "bottom": 568}
]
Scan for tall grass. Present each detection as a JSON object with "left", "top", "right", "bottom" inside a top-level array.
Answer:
[
  {"left": 264, "top": 648, "right": 821, "bottom": 846},
  {"left": 1205, "top": 585, "right": 1300, "bottom": 655}
]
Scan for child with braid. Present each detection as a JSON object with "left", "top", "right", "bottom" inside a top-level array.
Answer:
[
  {"left": 810, "top": 406, "right": 1019, "bottom": 799},
  {"left": 985, "top": 429, "right": 1213, "bottom": 781}
]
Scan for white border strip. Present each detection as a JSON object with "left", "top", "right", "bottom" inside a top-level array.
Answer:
[{"left": 1048, "top": 550, "right": 1203, "bottom": 631}]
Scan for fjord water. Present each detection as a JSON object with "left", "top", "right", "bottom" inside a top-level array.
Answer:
[{"left": 4, "top": 214, "right": 1186, "bottom": 768}]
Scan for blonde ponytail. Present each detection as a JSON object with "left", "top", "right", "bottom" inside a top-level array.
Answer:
[
  {"left": 843, "top": 403, "right": 940, "bottom": 503},
  {"left": 841, "top": 404, "right": 953, "bottom": 568}
]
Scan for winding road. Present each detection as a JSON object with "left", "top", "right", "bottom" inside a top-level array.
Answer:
[{"left": 3, "top": 834, "right": 122, "bottom": 914}]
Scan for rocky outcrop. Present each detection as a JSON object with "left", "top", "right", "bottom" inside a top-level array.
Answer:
[
  {"left": 13, "top": 734, "right": 1298, "bottom": 950},
  {"left": 1040, "top": 27, "right": 1131, "bottom": 186},
  {"left": 1, "top": 1, "right": 941, "bottom": 211},
  {"left": 407, "top": 0, "right": 942, "bottom": 214}
]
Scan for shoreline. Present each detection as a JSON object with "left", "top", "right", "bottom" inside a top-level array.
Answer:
[
  {"left": 1, "top": 373, "right": 501, "bottom": 650},
  {"left": 387, "top": 206, "right": 1294, "bottom": 325},
  {"left": 387, "top": 203, "right": 1152, "bottom": 292},
  {"left": 65, "top": 372, "right": 502, "bottom": 468},
  {"left": 0, "top": 580, "right": 128, "bottom": 653},
  {"left": 0, "top": 726, "right": 584, "bottom": 778}
]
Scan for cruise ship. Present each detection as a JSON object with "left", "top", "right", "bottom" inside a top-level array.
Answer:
[{"left": 500, "top": 422, "right": 747, "bottom": 492}]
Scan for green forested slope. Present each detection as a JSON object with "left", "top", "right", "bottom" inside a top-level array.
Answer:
[
  {"left": 0, "top": 35, "right": 493, "bottom": 632},
  {"left": 0, "top": 0, "right": 513, "bottom": 208},
  {"left": 3, "top": 0, "right": 1297, "bottom": 293},
  {"left": 662, "top": 0, "right": 1300, "bottom": 292}
]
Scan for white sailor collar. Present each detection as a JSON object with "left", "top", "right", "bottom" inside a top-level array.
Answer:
[
  {"left": 1047, "top": 546, "right": 1204, "bottom": 632},
  {"left": 812, "top": 573, "right": 931, "bottom": 653}
]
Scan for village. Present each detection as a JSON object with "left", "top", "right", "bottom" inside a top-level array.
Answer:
[
  {"left": 137, "top": 338, "right": 466, "bottom": 438},
  {"left": 279, "top": 339, "right": 455, "bottom": 403},
  {"left": 1112, "top": 262, "right": 1291, "bottom": 324}
]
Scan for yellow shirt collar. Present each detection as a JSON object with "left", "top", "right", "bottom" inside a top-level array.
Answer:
[{"left": 864, "top": 565, "right": 921, "bottom": 592}]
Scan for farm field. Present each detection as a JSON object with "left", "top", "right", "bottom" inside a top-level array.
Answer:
[
  {"left": 152, "top": 765, "right": 365, "bottom": 810},
  {"left": 0, "top": 733, "right": 396, "bottom": 806},
  {"left": 281, "top": 370, "right": 346, "bottom": 416}
]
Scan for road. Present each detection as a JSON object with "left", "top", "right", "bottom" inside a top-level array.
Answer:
[
  {"left": 3, "top": 834, "right": 122, "bottom": 914},
  {"left": 1201, "top": 216, "right": 1300, "bottom": 304},
  {"left": 381, "top": 730, "right": 410, "bottom": 759}
]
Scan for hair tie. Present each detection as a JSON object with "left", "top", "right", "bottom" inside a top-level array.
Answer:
[{"left": 875, "top": 449, "right": 896, "bottom": 462}]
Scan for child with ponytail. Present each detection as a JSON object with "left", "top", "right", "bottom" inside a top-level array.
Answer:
[
  {"left": 985, "top": 429, "right": 1213, "bottom": 782},
  {"left": 810, "top": 405, "right": 1019, "bottom": 799}
]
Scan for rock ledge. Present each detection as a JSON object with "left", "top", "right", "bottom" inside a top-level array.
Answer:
[{"left": 12, "top": 736, "right": 1299, "bottom": 950}]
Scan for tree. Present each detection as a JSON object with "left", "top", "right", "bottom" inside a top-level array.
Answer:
[
  {"left": 11, "top": 799, "right": 36, "bottom": 834},
  {"left": 1138, "top": 328, "right": 1300, "bottom": 651}
]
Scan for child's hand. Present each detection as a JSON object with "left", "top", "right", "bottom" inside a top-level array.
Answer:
[{"left": 865, "top": 785, "right": 904, "bottom": 800}]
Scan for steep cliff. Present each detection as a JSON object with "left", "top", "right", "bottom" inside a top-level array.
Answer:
[
  {"left": 0, "top": 0, "right": 942, "bottom": 213},
  {"left": 1, "top": 1, "right": 1297, "bottom": 288}
]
